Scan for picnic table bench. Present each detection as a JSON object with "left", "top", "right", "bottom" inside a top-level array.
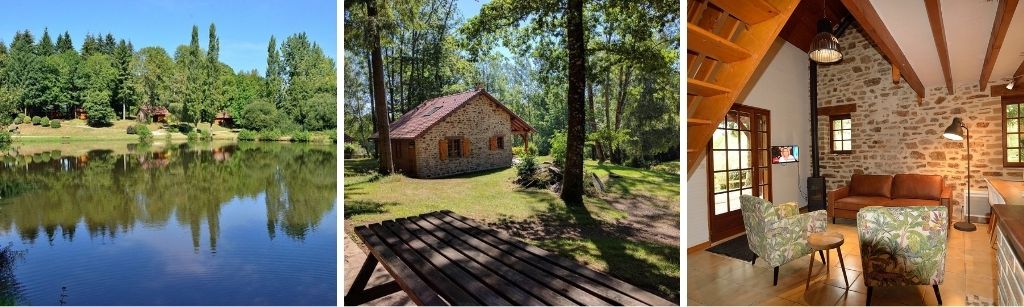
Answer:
[{"left": 345, "top": 210, "right": 675, "bottom": 306}]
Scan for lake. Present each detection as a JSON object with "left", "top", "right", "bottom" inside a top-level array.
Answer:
[{"left": 0, "top": 142, "right": 337, "bottom": 305}]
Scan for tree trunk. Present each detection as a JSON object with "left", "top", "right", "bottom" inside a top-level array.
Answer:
[
  {"left": 587, "top": 81, "right": 602, "bottom": 161},
  {"left": 561, "top": 0, "right": 586, "bottom": 206},
  {"left": 369, "top": 0, "right": 394, "bottom": 175},
  {"left": 611, "top": 66, "right": 632, "bottom": 164},
  {"left": 601, "top": 78, "right": 610, "bottom": 163}
]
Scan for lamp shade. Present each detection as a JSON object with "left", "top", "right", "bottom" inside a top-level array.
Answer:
[
  {"left": 809, "top": 18, "right": 843, "bottom": 63},
  {"left": 943, "top": 117, "right": 965, "bottom": 141}
]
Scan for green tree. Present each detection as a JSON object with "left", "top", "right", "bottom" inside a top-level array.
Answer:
[
  {"left": 133, "top": 46, "right": 174, "bottom": 112},
  {"left": 238, "top": 99, "right": 279, "bottom": 131},
  {"left": 78, "top": 54, "right": 117, "bottom": 126},
  {"left": 112, "top": 39, "right": 137, "bottom": 119},
  {"left": 81, "top": 34, "right": 100, "bottom": 56},
  {"left": 265, "top": 36, "right": 284, "bottom": 105},
  {"left": 37, "top": 28, "right": 54, "bottom": 56},
  {"left": 204, "top": 23, "right": 223, "bottom": 125},
  {"left": 55, "top": 31, "right": 75, "bottom": 54}
]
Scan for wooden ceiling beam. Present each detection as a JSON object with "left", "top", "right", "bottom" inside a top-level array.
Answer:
[
  {"left": 979, "top": 0, "right": 1019, "bottom": 89},
  {"left": 1014, "top": 58, "right": 1024, "bottom": 88},
  {"left": 841, "top": 0, "right": 925, "bottom": 98},
  {"left": 925, "top": 0, "right": 954, "bottom": 95}
]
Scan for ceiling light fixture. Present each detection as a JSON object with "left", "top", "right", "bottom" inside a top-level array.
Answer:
[{"left": 809, "top": 0, "right": 843, "bottom": 63}]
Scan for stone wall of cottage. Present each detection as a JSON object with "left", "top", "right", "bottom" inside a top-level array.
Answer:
[
  {"left": 416, "top": 95, "right": 514, "bottom": 178},
  {"left": 816, "top": 25, "right": 1016, "bottom": 221}
]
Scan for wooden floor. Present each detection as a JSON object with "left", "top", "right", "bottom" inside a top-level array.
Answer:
[{"left": 686, "top": 219, "right": 997, "bottom": 305}]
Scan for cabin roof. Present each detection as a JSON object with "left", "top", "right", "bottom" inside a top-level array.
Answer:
[{"left": 372, "top": 89, "right": 534, "bottom": 139}]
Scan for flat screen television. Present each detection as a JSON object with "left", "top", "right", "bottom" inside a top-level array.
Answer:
[{"left": 771, "top": 145, "right": 799, "bottom": 164}]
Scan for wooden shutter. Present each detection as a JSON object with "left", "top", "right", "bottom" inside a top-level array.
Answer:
[
  {"left": 438, "top": 139, "right": 447, "bottom": 161},
  {"left": 489, "top": 136, "right": 497, "bottom": 150},
  {"left": 462, "top": 137, "right": 470, "bottom": 156}
]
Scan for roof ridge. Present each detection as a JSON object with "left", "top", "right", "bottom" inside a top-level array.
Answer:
[{"left": 423, "top": 88, "right": 480, "bottom": 103}]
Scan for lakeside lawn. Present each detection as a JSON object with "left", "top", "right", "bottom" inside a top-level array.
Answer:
[
  {"left": 343, "top": 157, "right": 681, "bottom": 302},
  {"left": 7, "top": 119, "right": 238, "bottom": 142}
]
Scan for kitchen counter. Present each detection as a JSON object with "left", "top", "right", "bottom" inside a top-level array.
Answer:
[{"left": 985, "top": 178, "right": 1024, "bottom": 305}]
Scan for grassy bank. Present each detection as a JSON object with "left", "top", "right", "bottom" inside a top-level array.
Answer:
[
  {"left": 343, "top": 157, "right": 681, "bottom": 302},
  {"left": 5, "top": 119, "right": 333, "bottom": 143}
]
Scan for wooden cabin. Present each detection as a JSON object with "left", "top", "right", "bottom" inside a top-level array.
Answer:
[
  {"left": 371, "top": 89, "right": 534, "bottom": 178},
  {"left": 214, "top": 111, "right": 233, "bottom": 127},
  {"left": 137, "top": 106, "right": 169, "bottom": 123},
  {"left": 686, "top": 0, "right": 1024, "bottom": 304}
]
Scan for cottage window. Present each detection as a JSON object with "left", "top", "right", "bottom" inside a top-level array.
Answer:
[
  {"left": 830, "top": 114, "right": 852, "bottom": 154},
  {"left": 496, "top": 136, "right": 504, "bottom": 149},
  {"left": 1004, "top": 98, "right": 1024, "bottom": 166},
  {"left": 448, "top": 139, "right": 462, "bottom": 158}
]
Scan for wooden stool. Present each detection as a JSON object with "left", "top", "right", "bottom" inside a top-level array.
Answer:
[{"left": 806, "top": 231, "right": 849, "bottom": 289}]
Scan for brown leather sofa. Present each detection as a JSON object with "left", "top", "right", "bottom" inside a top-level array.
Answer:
[{"left": 827, "top": 174, "right": 952, "bottom": 226}]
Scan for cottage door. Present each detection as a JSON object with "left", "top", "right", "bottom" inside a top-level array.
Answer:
[
  {"left": 391, "top": 140, "right": 416, "bottom": 177},
  {"left": 706, "top": 105, "right": 771, "bottom": 243}
]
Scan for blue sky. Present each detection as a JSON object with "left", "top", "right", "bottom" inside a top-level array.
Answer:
[{"left": 0, "top": 0, "right": 336, "bottom": 75}]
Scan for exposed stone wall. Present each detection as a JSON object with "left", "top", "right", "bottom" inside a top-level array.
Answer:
[
  {"left": 416, "top": 95, "right": 514, "bottom": 178},
  {"left": 816, "top": 25, "right": 1016, "bottom": 221}
]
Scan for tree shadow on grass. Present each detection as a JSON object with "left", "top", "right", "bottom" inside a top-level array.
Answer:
[
  {"left": 344, "top": 200, "right": 398, "bottom": 219},
  {"left": 487, "top": 189, "right": 680, "bottom": 303}
]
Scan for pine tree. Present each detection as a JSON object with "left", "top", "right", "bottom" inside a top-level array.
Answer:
[
  {"left": 37, "top": 28, "right": 54, "bottom": 56},
  {"left": 205, "top": 23, "right": 221, "bottom": 122},
  {"left": 81, "top": 34, "right": 99, "bottom": 56},
  {"left": 55, "top": 31, "right": 75, "bottom": 54},
  {"left": 101, "top": 33, "right": 116, "bottom": 54},
  {"left": 11, "top": 30, "right": 34, "bottom": 53},
  {"left": 112, "top": 39, "right": 136, "bottom": 120}
]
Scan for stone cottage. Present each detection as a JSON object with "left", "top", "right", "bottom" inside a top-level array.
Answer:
[{"left": 371, "top": 88, "right": 534, "bottom": 178}]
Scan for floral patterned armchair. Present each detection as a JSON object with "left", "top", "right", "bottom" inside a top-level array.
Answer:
[
  {"left": 739, "top": 195, "right": 828, "bottom": 286},
  {"left": 857, "top": 206, "right": 948, "bottom": 305}
]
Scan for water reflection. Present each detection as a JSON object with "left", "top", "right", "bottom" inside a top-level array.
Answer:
[{"left": 0, "top": 142, "right": 336, "bottom": 305}]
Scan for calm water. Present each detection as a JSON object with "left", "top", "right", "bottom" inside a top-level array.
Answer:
[{"left": 0, "top": 142, "right": 337, "bottom": 305}]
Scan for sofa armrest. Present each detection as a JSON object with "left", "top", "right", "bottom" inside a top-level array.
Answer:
[
  {"left": 940, "top": 185, "right": 952, "bottom": 200},
  {"left": 827, "top": 186, "right": 849, "bottom": 204}
]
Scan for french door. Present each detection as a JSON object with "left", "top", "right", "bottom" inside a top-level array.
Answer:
[{"left": 706, "top": 104, "right": 771, "bottom": 242}]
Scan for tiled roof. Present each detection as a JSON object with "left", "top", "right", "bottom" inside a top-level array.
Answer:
[{"left": 372, "top": 89, "right": 534, "bottom": 139}]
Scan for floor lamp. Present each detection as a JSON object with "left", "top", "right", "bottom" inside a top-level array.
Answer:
[{"left": 943, "top": 117, "right": 977, "bottom": 232}]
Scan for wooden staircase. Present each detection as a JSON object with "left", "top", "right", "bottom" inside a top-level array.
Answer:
[{"left": 686, "top": 0, "right": 801, "bottom": 177}]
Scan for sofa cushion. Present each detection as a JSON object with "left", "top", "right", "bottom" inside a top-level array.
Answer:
[
  {"left": 881, "top": 198, "right": 941, "bottom": 207},
  {"left": 849, "top": 174, "right": 893, "bottom": 198},
  {"left": 835, "top": 196, "right": 892, "bottom": 210},
  {"left": 891, "top": 174, "right": 943, "bottom": 200}
]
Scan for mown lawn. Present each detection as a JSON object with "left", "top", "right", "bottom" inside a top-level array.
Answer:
[
  {"left": 343, "top": 157, "right": 681, "bottom": 302},
  {"left": 9, "top": 119, "right": 238, "bottom": 142}
]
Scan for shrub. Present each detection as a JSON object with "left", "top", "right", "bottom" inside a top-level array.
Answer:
[
  {"left": 549, "top": 130, "right": 567, "bottom": 167},
  {"left": 17, "top": 114, "right": 29, "bottom": 125},
  {"left": 238, "top": 99, "right": 278, "bottom": 131},
  {"left": 176, "top": 123, "right": 194, "bottom": 134},
  {"left": 329, "top": 129, "right": 338, "bottom": 143},
  {"left": 0, "top": 131, "right": 11, "bottom": 148},
  {"left": 31, "top": 116, "right": 41, "bottom": 125},
  {"left": 49, "top": 120, "right": 60, "bottom": 128},
  {"left": 291, "top": 131, "right": 311, "bottom": 142},
  {"left": 516, "top": 154, "right": 538, "bottom": 184},
  {"left": 199, "top": 129, "right": 212, "bottom": 141},
  {"left": 126, "top": 125, "right": 137, "bottom": 134},
  {"left": 187, "top": 131, "right": 199, "bottom": 142},
  {"left": 237, "top": 129, "right": 257, "bottom": 141},
  {"left": 344, "top": 143, "right": 361, "bottom": 159},
  {"left": 135, "top": 124, "right": 152, "bottom": 143},
  {"left": 258, "top": 130, "right": 282, "bottom": 141},
  {"left": 84, "top": 103, "right": 116, "bottom": 127},
  {"left": 40, "top": 117, "right": 50, "bottom": 126},
  {"left": 512, "top": 146, "right": 535, "bottom": 157}
]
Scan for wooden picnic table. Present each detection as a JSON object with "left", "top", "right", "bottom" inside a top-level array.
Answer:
[{"left": 344, "top": 210, "right": 676, "bottom": 306}]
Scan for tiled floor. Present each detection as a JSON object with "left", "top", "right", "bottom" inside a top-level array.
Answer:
[{"left": 686, "top": 220, "right": 998, "bottom": 306}]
